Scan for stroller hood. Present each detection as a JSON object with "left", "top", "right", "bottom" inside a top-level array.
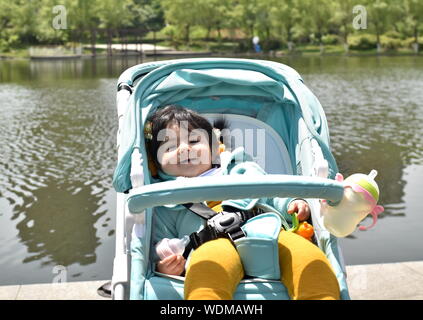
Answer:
[{"left": 112, "top": 58, "right": 338, "bottom": 193}]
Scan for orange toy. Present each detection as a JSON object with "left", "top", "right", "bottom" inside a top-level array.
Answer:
[{"left": 295, "top": 222, "right": 314, "bottom": 241}]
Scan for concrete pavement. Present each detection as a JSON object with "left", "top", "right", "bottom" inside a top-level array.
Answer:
[
  {"left": 86, "top": 43, "right": 211, "bottom": 56},
  {"left": 345, "top": 261, "right": 423, "bottom": 300},
  {"left": 1, "top": 261, "right": 423, "bottom": 300},
  {"left": 0, "top": 280, "right": 109, "bottom": 300},
  {"left": 90, "top": 43, "right": 171, "bottom": 53}
]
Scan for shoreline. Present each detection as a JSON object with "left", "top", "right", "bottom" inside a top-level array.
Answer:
[
  {"left": 1, "top": 45, "right": 422, "bottom": 61},
  {"left": 1, "top": 52, "right": 422, "bottom": 61}
]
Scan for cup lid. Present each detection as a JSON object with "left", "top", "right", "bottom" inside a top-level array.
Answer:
[{"left": 345, "top": 170, "right": 380, "bottom": 202}]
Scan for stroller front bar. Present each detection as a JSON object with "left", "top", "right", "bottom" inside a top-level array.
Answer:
[{"left": 127, "top": 175, "right": 344, "bottom": 214}]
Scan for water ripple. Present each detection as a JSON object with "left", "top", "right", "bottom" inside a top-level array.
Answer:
[
  {"left": 0, "top": 80, "right": 117, "bottom": 271},
  {"left": 1, "top": 55, "right": 423, "bottom": 282}
]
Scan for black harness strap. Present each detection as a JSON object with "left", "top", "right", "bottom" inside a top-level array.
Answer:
[
  {"left": 182, "top": 203, "right": 218, "bottom": 220},
  {"left": 181, "top": 202, "right": 263, "bottom": 259},
  {"left": 182, "top": 203, "right": 221, "bottom": 259},
  {"left": 183, "top": 226, "right": 221, "bottom": 259}
]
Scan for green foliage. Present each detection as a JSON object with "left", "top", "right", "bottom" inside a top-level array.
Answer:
[
  {"left": 132, "top": 0, "right": 164, "bottom": 32},
  {"left": 97, "top": 0, "right": 134, "bottom": 30},
  {"left": 348, "top": 33, "right": 377, "bottom": 50},
  {"left": 0, "top": 0, "right": 422, "bottom": 53},
  {"left": 269, "top": 0, "right": 301, "bottom": 43},
  {"left": 380, "top": 35, "right": 403, "bottom": 50},
  {"left": 403, "top": 37, "right": 423, "bottom": 47},
  {"left": 363, "top": 0, "right": 393, "bottom": 43},
  {"left": 322, "top": 34, "right": 340, "bottom": 45},
  {"left": 0, "top": 34, "right": 19, "bottom": 52},
  {"left": 300, "top": 0, "right": 334, "bottom": 42},
  {"left": 332, "top": 0, "right": 364, "bottom": 44},
  {"left": 384, "top": 31, "right": 403, "bottom": 39}
]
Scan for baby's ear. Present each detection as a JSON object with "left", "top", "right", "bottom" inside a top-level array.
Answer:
[
  {"left": 211, "top": 143, "right": 221, "bottom": 163},
  {"left": 210, "top": 137, "right": 223, "bottom": 166}
]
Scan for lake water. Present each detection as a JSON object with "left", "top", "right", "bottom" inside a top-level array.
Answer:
[{"left": 0, "top": 55, "right": 422, "bottom": 286}]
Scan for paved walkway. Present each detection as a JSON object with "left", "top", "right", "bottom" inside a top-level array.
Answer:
[
  {"left": 345, "top": 260, "right": 423, "bottom": 300},
  {"left": 90, "top": 43, "right": 172, "bottom": 53},
  {"left": 86, "top": 43, "right": 211, "bottom": 56},
  {"left": 1, "top": 261, "right": 423, "bottom": 300},
  {"left": 0, "top": 280, "right": 109, "bottom": 300}
]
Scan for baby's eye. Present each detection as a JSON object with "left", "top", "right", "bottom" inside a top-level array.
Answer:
[
  {"left": 166, "top": 145, "right": 177, "bottom": 152},
  {"left": 189, "top": 137, "right": 201, "bottom": 144}
]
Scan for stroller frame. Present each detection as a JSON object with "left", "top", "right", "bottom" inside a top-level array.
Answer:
[{"left": 111, "top": 58, "right": 350, "bottom": 300}]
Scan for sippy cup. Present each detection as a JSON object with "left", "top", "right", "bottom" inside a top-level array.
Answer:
[
  {"left": 321, "top": 170, "right": 384, "bottom": 238},
  {"left": 155, "top": 235, "right": 190, "bottom": 260}
]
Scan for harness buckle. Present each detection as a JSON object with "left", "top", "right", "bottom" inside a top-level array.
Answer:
[
  {"left": 207, "top": 211, "right": 244, "bottom": 234},
  {"left": 184, "top": 204, "right": 264, "bottom": 255}
]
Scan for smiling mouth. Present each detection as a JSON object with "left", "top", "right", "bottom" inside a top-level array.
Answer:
[{"left": 179, "top": 158, "right": 195, "bottom": 164}]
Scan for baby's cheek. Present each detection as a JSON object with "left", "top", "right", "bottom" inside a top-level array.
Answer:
[
  {"left": 161, "top": 153, "right": 176, "bottom": 165},
  {"left": 202, "top": 148, "right": 213, "bottom": 161}
]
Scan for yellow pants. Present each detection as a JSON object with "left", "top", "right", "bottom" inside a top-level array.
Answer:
[{"left": 184, "top": 230, "right": 340, "bottom": 300}]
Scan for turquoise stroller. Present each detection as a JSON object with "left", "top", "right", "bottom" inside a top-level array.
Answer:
[{"left": 111, "top": 58, "right": 350, "bottom": 300}]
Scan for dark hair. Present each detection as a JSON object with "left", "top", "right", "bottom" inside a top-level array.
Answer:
[{"left": 146, "top": 105, "right": 228, "bottom": 169}]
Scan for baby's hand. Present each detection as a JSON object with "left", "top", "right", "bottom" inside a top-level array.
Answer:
[
  {"left": 287, "top": 199, "right": 310, "bottom": 221},
  {"left": 156, "top": 254, "right": 186, "bottom": 276}
]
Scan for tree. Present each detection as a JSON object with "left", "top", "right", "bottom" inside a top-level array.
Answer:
[
  {"left": 65, "top": 0, "right": 101, "bottom": 56},
  {"left": 97, "top": 0, "right": 134, "bottom": 55},
  {"left": 70, "top": 0, "right": 100, "bottom": 38},
  {"left": 132, "top": 0, "right": 165, "bottom": 32},
  {"left": 0, "top": 1, "right": 16, "bottom": 50},
  {"left": 269, "top": 0, "right": 301, "bottom": 51},
  {"left": 35, "top": 0, "right": 70, "bottom": 44},
  {"left": 401, "top": 0, "right": 423, "bottom": 52},
  {"left": 160, "top": 0, "right": 198, "bottom": 43},
  {"left": 364, "top": 0, "right": 393, "bottom": 52},
  {"left": 3, "top": 0, "right": 40, "bottom": 45},
  {"left": 332, "top": 0, "right": 361, "bottom": 52},
  {"left": 230, "top": 0, "right": 260, "bottom": 40},
  {"left": 300, "top": 0, "right": 335, "bottom": 53},
  {"left": 254, "top": 0, "right": 274, "bottom": 44},
  {"left": 195, "top": 0, "right": 230, "bottom": 40}
]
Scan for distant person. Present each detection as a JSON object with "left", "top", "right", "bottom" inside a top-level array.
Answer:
[{"left": 252, "top": 36, "right": 261, "bottom": 53}]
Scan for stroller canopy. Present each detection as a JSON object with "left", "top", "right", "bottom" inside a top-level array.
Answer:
[{"left": 113, "top": 58, "right": 338, "bottom": 193}]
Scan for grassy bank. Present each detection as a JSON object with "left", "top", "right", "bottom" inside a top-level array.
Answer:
[
  {"left": 0, "top": 47, "right": 30, "bottom": 59},
  {"left": 155, "top": 39, "right": 422, "bottom": 56},
  {"left": 1, "top": 41, "right": 422, "bottom": 60}
]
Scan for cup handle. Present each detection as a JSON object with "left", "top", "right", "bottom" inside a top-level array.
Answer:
[{"left": 358, "top": 205, "right": 384, "bottom": 231}]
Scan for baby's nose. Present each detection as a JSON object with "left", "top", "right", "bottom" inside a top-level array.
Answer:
[
  {"left": 177, "top": 142, "right": 190, "bottom": 159},
  {"left": 178, "top": 141, "right": 190, "bottom": 152}
]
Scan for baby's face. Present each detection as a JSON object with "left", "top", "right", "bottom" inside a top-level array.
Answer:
[{"left": 157, "top": 123, "right": 213, "bottom": 177}]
